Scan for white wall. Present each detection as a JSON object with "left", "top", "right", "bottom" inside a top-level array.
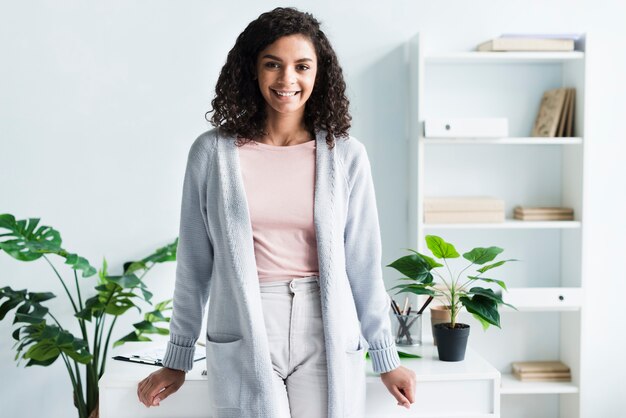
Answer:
[{"left": 1, "top": 1, "right": 624, "bottom": 416}]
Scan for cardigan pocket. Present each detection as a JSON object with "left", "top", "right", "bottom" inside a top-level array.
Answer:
[
  {"left": 206, "top": 332, "right": 243, "bottom": 412},
  {"left": 344, "top": 338, "right": 366, "bottom": 418}
]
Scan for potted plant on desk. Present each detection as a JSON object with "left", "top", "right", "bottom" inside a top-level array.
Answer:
[{"left": 387, "top": 235, "right": 517, "bottom": 361}]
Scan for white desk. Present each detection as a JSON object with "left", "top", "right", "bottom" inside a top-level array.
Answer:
[{"left": 99, "top": 339, "right": 500, "bottom": 418}]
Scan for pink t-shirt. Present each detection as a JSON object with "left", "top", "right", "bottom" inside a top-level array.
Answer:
[{"left": 237, "top": 139, "right": 320, "bottom": 283}]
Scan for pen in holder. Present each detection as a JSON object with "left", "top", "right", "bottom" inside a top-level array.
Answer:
[{"left": 392, "top": 311, "right": 422, "bottom": 346}]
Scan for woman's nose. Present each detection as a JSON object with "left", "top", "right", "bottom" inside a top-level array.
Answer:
[{"left": 279, "top": 67, "right": 297, "bottom": 86}]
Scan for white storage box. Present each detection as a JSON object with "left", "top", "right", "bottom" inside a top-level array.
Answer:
[{"left": 502, "top": 287, "right": 583, "bottom": 310}]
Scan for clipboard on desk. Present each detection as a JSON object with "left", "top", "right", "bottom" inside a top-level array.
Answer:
[{"left": 113, "top": 344, "right": 206, "bottom": 367}]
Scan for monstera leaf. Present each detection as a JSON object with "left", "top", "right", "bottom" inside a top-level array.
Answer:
[
  {"left": 0, "top": 214, "right": 96, "bottom": 277},
  {"left": 0, "top": 214, "right": 62, "bottom": 261},
  {"left": 14, "top": 321, "right": 92, "bottom": 366}
]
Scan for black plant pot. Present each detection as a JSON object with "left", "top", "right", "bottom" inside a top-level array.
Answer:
[{"left": 433, "top": 323, "right": 470, "bottom": 362}]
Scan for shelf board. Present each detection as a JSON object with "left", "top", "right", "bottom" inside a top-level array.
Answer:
[
  {"left": 425, "top": 51, "right": 585, "bottom": 64},
  {"left": 422, "top": 220, "right": 581, "bottom": 229},
  {"left": 500, "top": 373, "right": 579, "bottom": 395},
  {"left": 422, "top": 137, "right": 583, "bottom": 145},
  {"left": 500, "top": 305, "right": 581, "bottom": 312}
]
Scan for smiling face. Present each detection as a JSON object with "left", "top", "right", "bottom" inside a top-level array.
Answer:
[{"left": 255, "top": 34, "right": 318, "bottom": 119}]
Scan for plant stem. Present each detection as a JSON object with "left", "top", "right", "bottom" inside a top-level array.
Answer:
[
  {"left": 73, "top": 360, "right": 85, "bottom": 411},
  {"left": 137, "top": 264, "right": 154, "bottom": 280},
  {"left": 60, "top": 352, "right": 87, "bottom": 418},
  {"left": 456, "top": 262, "right": 475, "bottom": 285},
  {"left": 99, "top": 315, "right": 118, "bottom": 377},
  {"left": 97, "top": 313, "right": 106, "bottom": 373},
  {"left": 47, "top": 311, "right": 65, "bottom": 329},
  {"left": 42, "top": 255, "right": 79, "bottom": 314},
  {"left": 443, "top": 258, "right": 455, "bottom": 289},
  {"left": 93, "top": 314, "right": 101, "bottom": 375},
  {"left": 74, "top": 270, "right": 84, "bottom": 311}
]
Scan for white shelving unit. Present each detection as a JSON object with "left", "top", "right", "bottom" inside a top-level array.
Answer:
[{"left": 408, "top": 34, "right": 587, "bottom": 418}]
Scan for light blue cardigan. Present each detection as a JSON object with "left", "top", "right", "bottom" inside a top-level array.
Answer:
[{"left": 162, "top": 127, "right": 401, "bottom": 417}]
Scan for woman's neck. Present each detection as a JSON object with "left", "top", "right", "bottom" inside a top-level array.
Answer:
[{"left": 259, "top": 110, "right": 312, "bottom": 146}]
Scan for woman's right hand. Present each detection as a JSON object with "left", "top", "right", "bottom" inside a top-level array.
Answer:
[{"left": 137, "top": 367, "right": 186, "bottom": 407}]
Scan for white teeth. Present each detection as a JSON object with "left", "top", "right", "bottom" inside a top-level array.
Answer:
[{"left": 274, "top": 90, "right": 298, "bottom": 97}]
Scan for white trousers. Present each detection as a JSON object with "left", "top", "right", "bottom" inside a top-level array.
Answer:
[{"left": 259, "top": 275, "right": 328, "bottom": 418}]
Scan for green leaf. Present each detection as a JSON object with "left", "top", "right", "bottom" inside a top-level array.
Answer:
[
  {"left": 425, "top": 235, "right": 459, "bottom": 259},
  {"left": 25, "top": 357, "right": 58, "bottom": 367},
  {"left": 386, "top": 253, "right": 434, "bottom": 282},
  {"left": 471, "top": 313, "right": 492, "bottom": 331},
  {"left": 113, "top": 331, "right": 152, "bottom": 347},
  {"left": 467, "top": 276, "right": 508, "bottom": 291},
  {"left": 466, "top": 287, "right": 504, "bottom": 303},
  {"left": 28, "top": 292, "right": 56, "bottom": 303},
  {"left": 388, "top": 283, "right": 437, "bottom": 296},
  {"left": 107, "top": 274, "right": 141, "bottom": 289},
  {"left": 124, "top": 261, "right": 147, "bottom": 275},
  {"left": 466, "top": 285, "right": 517, "bottom": 310},
  {"left": 133, "top": 320, "right": 158, "bottom": 333},
  {"left": 0, "top": 214, "right": 62, "bottom": 261},
  {"left": 64, "top": 253, "right": 97, "bottom": 278},
  {"left": 462, "top": 246, "right": 504, "bottom": 265},
  {"left": 104, "top": 298, "right": 138, "bottom": 316},
  {"left": 476, "top": 259, "right": 518, "bottom": 274},
  {"left": 140, "top": 288, "right": 153, "bottom": 303},
  {"left": 0, "top": 214, "right": 98, "bottom": 277},
  {"left": 154, "top": 299, "right": 173, "bottom": 312},
  {"left": 0, "top": 298, "right": 22, "bottom": 320},
  {"left": 459, "top": 295, "right": 500, "bottom": 328},
  {"left": 24, "top": 341, "right": 60, "bottom": 362},
  {"left": 142, "top": 238, "right": 178, "bottom": 264},
  {"left": 405, "top": 249, "right": 443, "bottom": 268},
  {"left": 15, "top": 323, "right": 92, "bottom": 367},
  {"left": 155, "top": 326, "right": 169, "bottom": 335},
  {"left": 397, "top": 351, "right": 421, "bottom": 359}
]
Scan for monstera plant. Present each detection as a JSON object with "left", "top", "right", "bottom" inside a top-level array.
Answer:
[{"left": 0, "top": 214, "right": 177, "bottom": 418}]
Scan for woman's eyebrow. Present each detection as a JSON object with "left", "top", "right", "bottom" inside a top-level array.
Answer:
[{"left": 261, "top": 54, "right": 314, "bottom": 63}]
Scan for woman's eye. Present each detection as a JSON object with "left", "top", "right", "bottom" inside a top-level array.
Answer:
[
  {"left": 297, "top": 65, "right": 310, "bottom": 71},
  {"left": 265, "top": 62, "right": 279, "bottom": 68}
]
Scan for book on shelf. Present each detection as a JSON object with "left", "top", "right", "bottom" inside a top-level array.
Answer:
[
  {"left": 511, "top": 360, "right": 572, "bottom": 382},
  {"left": 514, "top": 205, "right": 574, "bottom": 221},
  {"left": 531, "top": 88, "right": 576, "bottom": 137},
  {"left": 424, "top": 196, "right": 504, "bottom": 212},
  {"left": 514, "top": 206, "right": 574, "bottom": 215},
  {"left": 477, "top": 37, "right": 575, "bottom": 52},
  {"left": 424, "top": 196, "right": 505, "bottom": 224},
  {"left": 424, "top": 211, "right": 504, "bottom": 224},
  {"left": 512, "top": 360, "right": 570, "bottom": 373},
  {"left": 499, "top": 33, "right": 583, "bottom": 41},
  {"left": 513, "top": 371, "right": 572, "bottom": 382}
]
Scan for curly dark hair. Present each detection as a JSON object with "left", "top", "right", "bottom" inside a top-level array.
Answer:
[{"left": 207, "top": 7, "right": 351, "bottom": 148}]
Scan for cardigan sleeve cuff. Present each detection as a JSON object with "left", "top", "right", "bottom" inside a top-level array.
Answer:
[
  {"left": 161, "top": 334, "right": 198, "bottom": 372},
  {"left": 368, "top": 343, "right": 402, "bottom": 374}
]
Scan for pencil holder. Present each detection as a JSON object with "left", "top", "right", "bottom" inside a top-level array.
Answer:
[{"left": 391, "top": 312, "right": 422, "bottom": 346}]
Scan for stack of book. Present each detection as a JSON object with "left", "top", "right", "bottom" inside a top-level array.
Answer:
[
  {"left": 531, "top": 87, "right": 576, "bottom": 137},
  {"left": 514, "top": 206, "right": 574, "bottom": 221},
  {"left": 511, "top": 361, "right": 571, "bottom": 382},
  {"left": 477, "top": 33, "right": 580, "bottom": 52},
  {"left": 424, "top": 197, "right": 505, "bottom": 223}
]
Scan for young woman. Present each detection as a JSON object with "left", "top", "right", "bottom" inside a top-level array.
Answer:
[{"left": 137, "top": 7, "right": 416, "bottom": 417}]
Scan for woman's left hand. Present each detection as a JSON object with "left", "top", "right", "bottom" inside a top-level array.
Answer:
[{"left": 379, "top": 366, "right": 416, "bottom": 409}]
